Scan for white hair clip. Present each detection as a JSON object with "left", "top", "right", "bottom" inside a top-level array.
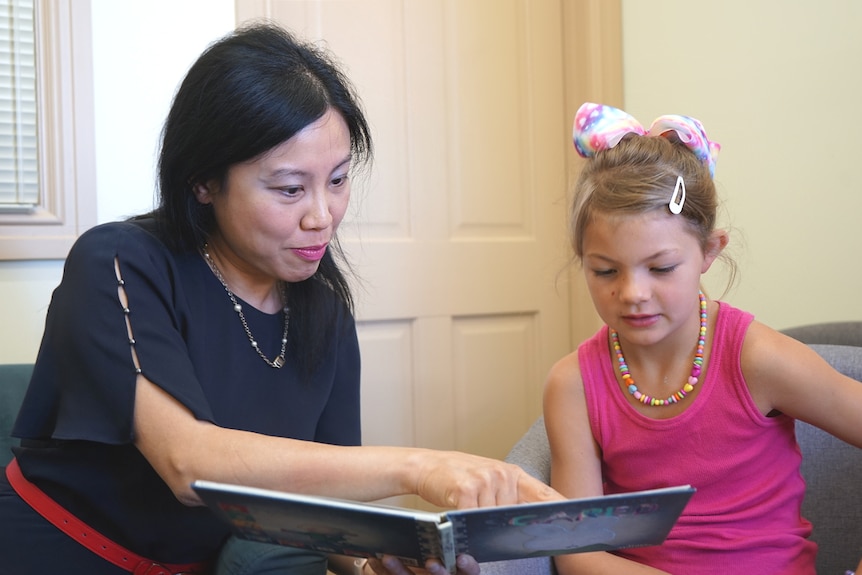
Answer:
[{"left": 669, "top": 175, "right": 686, "bottom": 215}]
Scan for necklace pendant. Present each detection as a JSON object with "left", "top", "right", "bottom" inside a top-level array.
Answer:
[
  {"left": 612, "top": 290, "right": 708, "bottom": 407},
  {"left": 202, "top": 245, "right": 290, "bottom": 370}
]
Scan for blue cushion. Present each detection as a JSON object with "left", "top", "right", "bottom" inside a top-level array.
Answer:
[{"left": 0, "top": 364, "right": 33, "bottom": 466}]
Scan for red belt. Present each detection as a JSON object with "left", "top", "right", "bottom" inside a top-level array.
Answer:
[{"left": 6, "top": 458, "right": 209, "bottom": 575}]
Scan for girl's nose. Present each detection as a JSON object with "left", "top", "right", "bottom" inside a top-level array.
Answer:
[{"left": 619, "top": 275, "right": 650, "bottom": 304}]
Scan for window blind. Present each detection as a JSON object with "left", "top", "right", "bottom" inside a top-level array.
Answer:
[{"left": 0, "top": 0, "right": 37, "bottom": 210}]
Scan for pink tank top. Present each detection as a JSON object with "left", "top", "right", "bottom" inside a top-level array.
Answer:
[{"left": 578, "top": 302, "right": 816, "bottom": 574}]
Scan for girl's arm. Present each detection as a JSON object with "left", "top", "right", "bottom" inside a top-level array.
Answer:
[
  {"left": 543, "top": 352, "right": 671, "bottom": 575},
  {"left": 133, "top": 374, "right": 558, "bottom": 510},
  {"left": 742, "top": 321, "right": 862, "bottom": 447}
]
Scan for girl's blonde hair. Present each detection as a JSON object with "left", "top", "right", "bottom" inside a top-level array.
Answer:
[
  {"left": 570, "top": 133, "right": 737, "bottom": 291},
  {"left": 572, "top": 134, "right": 715, "bottom": 255}
]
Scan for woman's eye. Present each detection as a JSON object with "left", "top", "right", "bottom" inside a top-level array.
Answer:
[
  {"left": 279, "top": 186, "right": 302, "bottom": 196},
  {"left": 331, "top": 174, "right": 349, "bottom": 187}
]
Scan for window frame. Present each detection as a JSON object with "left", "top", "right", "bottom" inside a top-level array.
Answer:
[{"left": 0, "top": 0, "right": 95, "bottom": 260}]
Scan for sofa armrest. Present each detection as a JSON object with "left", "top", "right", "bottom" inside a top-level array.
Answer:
[
  {"left": 782, "top": 322, "right": 862, "bottom": 347},
  {"left": 0, "top": 363, "right": 34, "bottom": 466},
  {"left": 504, "top": 416, "right": 550, "bottom": 483}
]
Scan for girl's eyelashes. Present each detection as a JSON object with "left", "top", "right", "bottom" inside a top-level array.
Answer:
[{"left": 590, "top": 265, "right": 678, "bottom": 277}]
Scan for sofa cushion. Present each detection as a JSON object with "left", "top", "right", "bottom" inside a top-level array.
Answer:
[
  {"left": 783, "top": 322, "right": 862, "bottom": 347},
  {"left": 0, "top": 363, "right": 33, "bottom": 466},
  {"left": 797, "top": 344, "right": 862, "bottom": 575}
]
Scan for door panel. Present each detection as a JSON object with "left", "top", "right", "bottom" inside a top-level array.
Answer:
[{"left": 236, "top": 0, "right": 581, "bottom": 508}]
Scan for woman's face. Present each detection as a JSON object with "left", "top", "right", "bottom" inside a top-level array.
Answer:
[{"left": 195, "top": 108, "right": 352, "bottom": 286}]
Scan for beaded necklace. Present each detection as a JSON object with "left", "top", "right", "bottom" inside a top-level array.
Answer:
[
  {"left": 203, "top": 245, "right": 290, "bottom": 369},
  {"left": 610, "top": 291, "right": 707, "bottom": 407}
]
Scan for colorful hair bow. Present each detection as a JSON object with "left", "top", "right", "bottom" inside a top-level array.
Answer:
[{"left": 573, "top": 102, "right": 720, "bottom": 178}]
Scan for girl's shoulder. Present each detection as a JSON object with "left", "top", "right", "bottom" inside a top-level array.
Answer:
[
  {"left": 740, "top": 319, "right": 803, "bottom": 367},
  {"left": 544, "top": 348, "right": 585, "bottom": 405},
  {"left": 738, "top": 319, "right": 801, "bottom": 385},
  {"left": 548, "top": 347, "right": 582, "bottom": 380},
  {"left": 739, "top": 318, "right": 838, "bottom": 417},
  {"left": 546, "top": 325, "right": 609, "bottom": 398}
]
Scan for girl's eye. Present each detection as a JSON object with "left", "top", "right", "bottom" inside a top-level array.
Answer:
[
  {"left": 652, "top": 265, "right": 677, "bottom": 274},
  {"left": 592, "top": 269, "right": 616, "bottom": 277}
]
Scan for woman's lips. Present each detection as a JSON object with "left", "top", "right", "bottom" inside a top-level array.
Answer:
[{"left": 291, "top": 244, "right": 328, "bottom": 262}]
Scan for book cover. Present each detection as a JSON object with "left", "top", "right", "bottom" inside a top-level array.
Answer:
[{"left": 192, "top": 480, "right": 694, "bottom": 573}]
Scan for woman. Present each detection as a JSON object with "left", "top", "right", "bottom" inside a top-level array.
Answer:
[{"left": 0, "top": 23, "right": 555, "bottom": 575}]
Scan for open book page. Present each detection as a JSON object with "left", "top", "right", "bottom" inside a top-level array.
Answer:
[
  {"left": 448, "top": 486, "right": 694, "bottom": 562},
  {"left": 194, "top": 482, "right": 457, "bottom": 570},
  {"left": 193, "top": 481, "right": 694, "bottom": 572}
]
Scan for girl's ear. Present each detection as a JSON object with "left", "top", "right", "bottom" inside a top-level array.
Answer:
[{"left": 701, "top": 229, "right": 729, "bottom": 273}]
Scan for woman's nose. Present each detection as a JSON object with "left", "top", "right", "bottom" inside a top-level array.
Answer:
[{"left": 301, "top": 191, "right": 333, "bottom": 230}]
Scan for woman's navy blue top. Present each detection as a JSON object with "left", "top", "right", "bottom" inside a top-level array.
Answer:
[{"left": 11, "top": 219, "right": 361, "bottom": 564}]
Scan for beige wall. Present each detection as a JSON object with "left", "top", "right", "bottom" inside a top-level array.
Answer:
[
  {"left": 620, "top": 0, "right": 862, "bottom": 328},
  {"left": 2, "top": 1, "right": 860, "bottom": 365},
  {"left": 0, "top": 0, "right": 235, "bottom": 364}
]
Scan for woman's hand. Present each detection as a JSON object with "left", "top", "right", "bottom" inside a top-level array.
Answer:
[
  {"left": 365, "top": 554, "right": 479, "bottom": 575},
  {"left": 357, "top": 452, "right": 561, "bottom": 575},
  {"left": 408, "top": 449, "right": 560, "bottom": 509}
]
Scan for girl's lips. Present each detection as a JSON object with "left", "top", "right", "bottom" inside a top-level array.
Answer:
[
  {"left": 291, "top": 244, "right": 328, "bottom": 262},
  {"left": 621, "top": 314, "right": 659, "bottom": 328}
]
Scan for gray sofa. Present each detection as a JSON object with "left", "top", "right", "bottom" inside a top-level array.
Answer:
[
  {"left": 484, "top": 322, "right": 862, "bottom": 575},
  {"left": 0, "top": 363, "right": 31, "bottom": 467}
]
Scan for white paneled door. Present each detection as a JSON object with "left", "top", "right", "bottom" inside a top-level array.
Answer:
[{"left": 236, "top": 0, "right": 578, "bottom": 504}]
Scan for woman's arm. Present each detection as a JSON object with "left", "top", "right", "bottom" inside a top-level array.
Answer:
[{"left": 133, "top": 374, "right": 557, "bottom": 509}]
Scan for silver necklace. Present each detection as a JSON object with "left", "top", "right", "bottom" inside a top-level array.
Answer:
[{"left": 202, "top": 245, "right": 289, "bottom": 369}]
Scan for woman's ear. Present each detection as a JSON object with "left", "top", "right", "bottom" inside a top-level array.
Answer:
[
  {"left": 191, "top": 180, "right": 215, "bottom": 205},
  {"left": 701, "top": 229, "right": 729, "bottom": 273}
]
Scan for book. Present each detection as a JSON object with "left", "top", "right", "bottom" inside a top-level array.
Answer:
[{"left": 192, "top": 480, "right": 694, "bottom": 573}]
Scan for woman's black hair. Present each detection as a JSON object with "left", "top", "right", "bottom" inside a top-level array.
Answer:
[{"left": 141, "top": 22, "right": 372, "bottom": 380}]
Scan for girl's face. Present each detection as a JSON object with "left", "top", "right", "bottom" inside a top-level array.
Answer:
[
  {"left": 582, "top": 210, "right": 724, "bottom": 348},
  {"left": 194, "top": 108, "right": 352, "bottom": 287}
]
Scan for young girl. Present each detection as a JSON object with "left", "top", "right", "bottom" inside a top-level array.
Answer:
[{"left": 544, "top": 102, "right": 862, "bottom": 574}]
